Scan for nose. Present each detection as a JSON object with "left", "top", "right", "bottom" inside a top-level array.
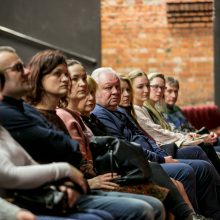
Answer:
[
  {"left": 23, "top": 66, "right": 30, "bottom": 76},
  {"left": 88, "top": 93, "right": 95, "bottom": 101},
  {"left": 61, "top": 74, "right": 69, "bottom": 82},
  {"left": 123, "top": 90, "right": 129, "bottom": 96},
  {"left": 171, "top": 91, "right": 177, "bottom": 98},
  {"left": 144, "top": 85, "right": 149, "bottom": 93},
  {"left": 79, "top": 78, "right": 86, "bottom": 86}
]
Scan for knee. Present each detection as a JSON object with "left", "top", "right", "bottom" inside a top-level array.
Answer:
[
  {"left": 177, "top": 164, "right": 195, "bottom": 181},
  {"left": 126, "top": 198, "right": 155, "bottom": 220}
]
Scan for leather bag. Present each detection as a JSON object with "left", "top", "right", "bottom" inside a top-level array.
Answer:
[
  {"left": 90, "top": 136, "right": 152, "bottom": 185},
  {"left": 9, "top": 180, "right": 83, "bottom": 216}
]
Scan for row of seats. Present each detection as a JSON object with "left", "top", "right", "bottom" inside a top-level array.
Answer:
[{"left": 182, "top": 104, "right": 220, "bottom": 132}]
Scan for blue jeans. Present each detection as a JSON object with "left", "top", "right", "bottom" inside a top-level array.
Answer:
[
  {"left": 77, "top": 190, "right": 165, "bottom": 220},
  {"left": 37, "top": 209, "right": 113, "bottom": 220},
  {"left": 174, "top": 146, "right": 220, "bottom": 219}
]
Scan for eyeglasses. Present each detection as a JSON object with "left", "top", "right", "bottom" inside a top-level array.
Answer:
[
  {"left": 150, "top": 84, "right": 167, "bottom": 91},
  {"left": 3, "top": 62, "right": 25, "bottom": 73}
]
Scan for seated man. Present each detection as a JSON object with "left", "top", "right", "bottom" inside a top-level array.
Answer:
[
  {"left": 0, "top": 46, "right": 165, "bottom": 220},
  {"left": 162, "top": 76, "right": 220, "bottom": 152},
  {"left": 91, "top": 67, "right": 220, "bottom": 220}
]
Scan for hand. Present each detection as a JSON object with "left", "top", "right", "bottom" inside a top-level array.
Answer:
[
  {"left": 59, "top": 185, "right": 80, "bottom": 208},
  {"left": 203, "top": 132, "right": 217, "bottom": 144},
  {"left": 88, "top": 173, "right": 120, "bottom": 190},
  {"left": 16, "top": 210, "right": 36, "bottom": 220},
  {"left": 165, "top": 156, "right": 179, "bottom": 163},
  {"left": 186, "top": 132, "right": 199, "bottom": 139},
  {"left": 69, "top": 165, "right": 89, "bottom": 194}
]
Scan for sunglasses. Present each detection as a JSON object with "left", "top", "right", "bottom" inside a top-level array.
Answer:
[{"left": 3, "top": 62, "right": 25, "bottom": 73}]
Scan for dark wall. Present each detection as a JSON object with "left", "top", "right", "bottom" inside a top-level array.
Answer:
[
  {"left": 214, "top": 0, "right": 220, "bottom": 107},
  {"left": 0, "top": 0, "right": 100, "bottom": 73}
]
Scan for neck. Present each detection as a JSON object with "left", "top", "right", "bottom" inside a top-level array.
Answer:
[
  {"left": 35, "top": 94, "right": 59, "bottom": 110},
  {"left": 133, "top": 99, "right": 144, "bottom": 107},
  {"left": 148, "top": 99, "right": 156, "bottom": 107},
  {"left": 67, "top": 98, "right": 80, "bottom": 111},
  {"left": 2, "top": 90, "right": 22, "bottom": 100}
]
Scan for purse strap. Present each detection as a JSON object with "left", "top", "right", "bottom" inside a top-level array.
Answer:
[{"left": 109, "top": 149, "right": 113, "bottom": 178}]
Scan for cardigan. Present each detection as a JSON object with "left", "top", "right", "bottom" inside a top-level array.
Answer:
[{"left": 134, "top": 105, "right": 185, "bottom": 145}]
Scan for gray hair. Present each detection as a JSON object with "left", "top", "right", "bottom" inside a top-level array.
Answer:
[{"left": 91, "top": 67, "right": 118, "bottom": 83}]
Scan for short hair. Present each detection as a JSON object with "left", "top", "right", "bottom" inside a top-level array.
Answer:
[
  {"left": 148, "top": 72, "right": 165, "bottom": 83},
  {"left": 0, "top": 46, "right": 16, "bottom": 90},
  {"left": 26, "top": 49, "right": 69, "bottom": 107},
  {"left": 91, "top": 67, "right": 118, "bottom": 83},
  {"left": 165, "top": 76, "right": 179, "bottom": 89}
]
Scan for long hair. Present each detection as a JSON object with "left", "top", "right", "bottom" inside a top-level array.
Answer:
[{"left": 26, "top": 49, "right": 70, "bottom": 107}]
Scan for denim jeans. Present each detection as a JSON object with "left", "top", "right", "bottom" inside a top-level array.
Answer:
[
  {"left": 77, "top": 190, "right": 165, "bottom": 220},
  {"left": 37, "top": 209, "right": 113, "bottom": 220}
]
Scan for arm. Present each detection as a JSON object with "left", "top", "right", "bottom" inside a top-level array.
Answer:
[
  {"left": 0, "top": 103, "right": 81, "bottom": 166},
  {"left": 92, "top": 106, "right": 165, "bottom": 163},
  {"left": 0, "top": 197, "right": 36, "bottom": 220},
  {"left": 134, "top": 106, "right": 184, "bottom": 145}
]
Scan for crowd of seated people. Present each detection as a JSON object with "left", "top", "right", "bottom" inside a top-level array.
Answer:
[
  {"left": 127, "top": 71, "right": 220, "bottom": 175},
  {"left": 91, "top": 67, "right": 220, "bottom": 219},
  {"left": 0, "top": 47, "right": 165, "bottom": 220},
  {"left": 23, "top": 50, "right": 195, "bottom": 219},
  {"left": 0, "top": 46, "right": 219, "bottom": 220}
]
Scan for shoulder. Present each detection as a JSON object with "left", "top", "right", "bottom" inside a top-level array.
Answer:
[{"left": 92, "top": 104, "right": 108, "bottom": 115}]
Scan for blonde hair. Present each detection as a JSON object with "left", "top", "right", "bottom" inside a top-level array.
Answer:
[
  {"left": 148, "top": 72, "right": 165, "bottom": 83},
  {"left": 87, "top": 75, "right": 98, "bottom": 93}
]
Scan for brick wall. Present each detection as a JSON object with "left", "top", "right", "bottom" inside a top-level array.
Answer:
[{"left": 101, "top": 0, "right": 214, "bottom": 106}]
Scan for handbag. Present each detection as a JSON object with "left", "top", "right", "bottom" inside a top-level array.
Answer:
[
  {"left": 9, "top": 182, "right": 72, "bottom": 216},
  {"left": 90, "top": 136, "right": 152, "bottom": 185}
]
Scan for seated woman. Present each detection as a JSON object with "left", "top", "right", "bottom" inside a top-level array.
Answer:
[{"left": 25, "top": 49, "right": 165, "bottom": 220}]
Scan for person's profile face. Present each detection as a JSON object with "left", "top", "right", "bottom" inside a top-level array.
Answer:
[
  {"left": 96, "top": 73, "right": 121, "bottom": 111},
  {"left": 132, "top": 75, "right": 150, "bottom": 106},
  {"left": 149, "top": 77, "right": 166, "bottom": 103},
  {"left": 164, "top": 84, "right": 179, "bottom": 106},
  {"left": 120, "top": 80, "right": 132, "bottom": 107},
  {"left": 0, "top": 52, "right": 32, "bottom": 98},
  {"left": 77, "top": 90, "right": 96, "bottom": 116},
  {"left": 41, "top": 63, "right": 70, "bottom": 99},
  {"left": 68, "top": 64, "right": 88, "bottom": 100}
]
